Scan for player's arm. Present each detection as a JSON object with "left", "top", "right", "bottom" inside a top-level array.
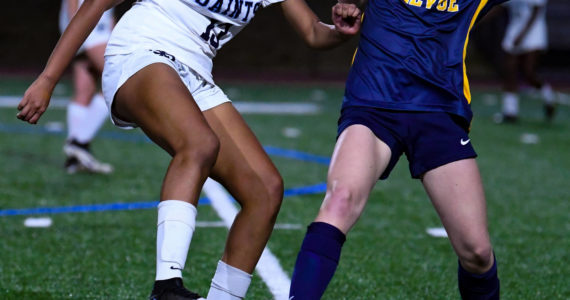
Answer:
[
  {"left": 513, "top": 4, "right": 542, "bottom": 47},
  {"left": 281, "top": 0, "right": 361, "bottom": 49},
  {"left": 17, "top": 0, "right": 123, "bottom": 124}
]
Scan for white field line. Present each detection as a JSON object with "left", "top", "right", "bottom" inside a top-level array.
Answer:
[
  {"left": 202, "top": 178, "right": 291, "bottom": 300},
  {"left": 196, "top": 220, "right": 302, "bottom": 230},
  {"left": 0, "top": 96, "right": 321, "bottom": 115}
]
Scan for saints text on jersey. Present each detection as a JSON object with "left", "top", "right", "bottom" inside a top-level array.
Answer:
[
  {"left": 195, "top": 0, "right": 262, "bottom": 22},
  {"left": 403, "top": 0, "right": 459, "bottom": 12}
]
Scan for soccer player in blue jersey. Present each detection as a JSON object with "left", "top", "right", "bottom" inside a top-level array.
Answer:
[{"left": 289, "top": 0, "right": 504, "bottom": 299}]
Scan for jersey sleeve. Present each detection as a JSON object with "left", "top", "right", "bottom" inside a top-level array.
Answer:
[{"left": 261, "top": 0, "right": 285, "bottom": 7}]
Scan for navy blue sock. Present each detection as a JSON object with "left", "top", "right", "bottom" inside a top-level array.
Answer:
[
  {"left": 458, "top": 257, "right": 500, "bottom": 300},
  {"left": 289, "top": 222, "right": 346, "bottom": 300}
]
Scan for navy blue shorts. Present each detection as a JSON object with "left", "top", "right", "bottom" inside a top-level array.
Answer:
[{"left": 337, "top": 107, "right": 477, "bottom": 179}]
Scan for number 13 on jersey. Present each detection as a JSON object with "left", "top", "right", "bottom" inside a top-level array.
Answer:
[{"left": 200, "top": 19, "right": 232, "bottom": 49}]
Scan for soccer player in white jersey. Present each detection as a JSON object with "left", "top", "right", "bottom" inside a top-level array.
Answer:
[
  {"left": 60, "top": 0, "right": 114, "bottom": 173},
  {"left": 500, "top": 0, "right": 556, "bottom": 122},
  {"left": 17, "top": 0, "right": 361, "bottom": 299}
]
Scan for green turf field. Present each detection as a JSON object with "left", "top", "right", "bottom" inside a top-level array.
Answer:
[{"left": 0, "top": 78, "right": 568, "bottom": 299}]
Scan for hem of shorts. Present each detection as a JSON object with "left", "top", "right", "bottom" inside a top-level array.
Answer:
[
  {"left": 411, "top": 153, "right": 478, "bottom": 179},
  {"left": 109, "top": 56, "right": 180, "bottom": 129},
  {"left": 503, "top": 46, "right": 547, "bottom": 55}
]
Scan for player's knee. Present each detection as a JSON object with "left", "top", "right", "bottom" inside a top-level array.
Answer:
[
  {"left": 177, "top": 133, "right": 220, "bottom": 168},
  {"left": 321, "top": 187, "right": 361, "bottom": 221},
  {"left": 263, "top": 173, "right": 284, "bottom": 219},
  {"left": 250, "top": 171, "right": 283, "bottom": 218},
  {"left": 459, "top": 244, "right": 493, "bottom": 273}
]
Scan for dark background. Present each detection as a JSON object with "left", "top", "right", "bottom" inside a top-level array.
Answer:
[{"left": 1, "top": 0, "right": 569, "bottom": 84}]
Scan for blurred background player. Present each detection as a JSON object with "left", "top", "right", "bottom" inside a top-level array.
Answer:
[
  {"left": 500, "top": 0, "right": 556, "bottom": 122},
  {"left": 59, "top": 0, "right": 114, "bottom": 173}
]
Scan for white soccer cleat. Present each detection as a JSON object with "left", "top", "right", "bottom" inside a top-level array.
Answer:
[{"left": 63, "top": 141, "right": 114, "bottom": 174}]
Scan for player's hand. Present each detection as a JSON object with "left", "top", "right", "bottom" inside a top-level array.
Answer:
[
  {"left": 16, "top": 74, "right": 55, "bottom": 124},
  {"left": 332, "top": 3, "right": 362, "bottom": 36}
]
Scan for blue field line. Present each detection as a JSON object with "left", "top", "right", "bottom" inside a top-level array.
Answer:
[
  {"left": 0, "top": 182, "right": 327, "bottom": 217},
  {"left": 263, "top": 146, "right": 330, "bottom": 165},
  {"left": 284, "top": 182, "right": 327, "bottom": 197},
  {"left": 0, "top": 123, "right": 330, "bottom": 165}
]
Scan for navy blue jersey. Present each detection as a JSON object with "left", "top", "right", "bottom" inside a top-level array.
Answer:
[{"left": 343, "top": 0, "right": 506, "bottom": 123}]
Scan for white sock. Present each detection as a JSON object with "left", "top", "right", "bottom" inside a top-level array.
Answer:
[
  {"left": 67, "top": 94, "right": 109, "bottom": 143},
  {"left": 502, "top": 92, "right": 519, "bottom": 116},
  {"left": 207, "top": 261, "right": 252, "bottom": 300},
  {"left": 67, "top": 102, "right": 89, "bottom": 142},
  {"left": 156, "top": 200, "right": 197, "bottom": 280},
  {"left": 541, "top": 84, "right": 555, "bottom": 104}
]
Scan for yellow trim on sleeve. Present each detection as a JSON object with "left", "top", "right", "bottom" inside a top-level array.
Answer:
[
  {"left": 351, "top": 12, "right": 365, "bottom": 66},
  {"left": 462, "top": 0, "right": 488, "bottom": 104}
]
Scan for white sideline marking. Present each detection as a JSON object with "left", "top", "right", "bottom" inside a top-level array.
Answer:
[
  {"left": 203, "top": 178, "right": 291, "bottom": 300},
  {"left": 282, "top": 127, "right": 301, "bottom": 138},
  {"left": 233, "top": 102, "right": 320, "bottom": 115},
  {"left": 520, "top": 133, "right": 540, "bottom": 144},
  {"left": 24, "top": 217, "right": 52, "bottom": 228},
  {"left": 0, "top": 96, "right": 69, "bottom": 108},
  {"left": 426, "top": 227, "right": 448, "bottom": 238},
  {"left": 196, "top": 220, "right": 301, "bottom": 230},
  {"left": 0, "top": 96, "right": 320, "bottom": 115}
]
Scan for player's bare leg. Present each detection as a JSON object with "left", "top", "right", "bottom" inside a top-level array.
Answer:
[
  {"left": 422, "top": 158, "right": 499, "bottom": 299},
  {"left": 315, "top": 124, "right": 391, "bottom": 233},
  {"left": 64, "top": 49, "right": 112, "bottom": 174},
  {"left": 71, "top": 59, "right": 97, "bottom": 106},
  {"left": 290, "top": 124, "right": 391, "bottom": 299},
  {"left": 203, "top": 103, "right": 283, "bottom": 298},
  {"left": 521, "top": 50, "right": 556, "bottom": 120},
  {"left": 501, "top": 53, "right": 520, "bottom": 121},
  {"left": 115, "top": 63, "right": 219, "bottom": 299},
  {"left": 115, "top": 63, "right": 218, "bottom": 205},
  {"left": 85, "top": 43, "right": 106, "bottom": 73}
]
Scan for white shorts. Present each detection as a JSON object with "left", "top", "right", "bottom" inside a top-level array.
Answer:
[
  {"left": 102, "top": 49, "right": 231, "bottom": 129},
  {"left": 60, "top": 3, "right": 114, "bottom": 53},
  {"left": 502, "top": 2, "right": 548, "bottom": 54},
  {"left": 81, "top": 18, "right": 113, "bottom": 51}
]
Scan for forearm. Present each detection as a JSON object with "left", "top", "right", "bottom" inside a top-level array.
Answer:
[
  {"left": 282, "top": 0, "right": 356, "bottom": 49},
  {"left": 306, "top": 22, "right": 350, "bottom": 49}
]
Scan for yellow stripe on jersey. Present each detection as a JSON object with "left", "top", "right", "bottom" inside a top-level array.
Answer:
[
  {"left": 462, "top": 0, "right": 488, "bottom": 104},
  {"left": 352, "top": 48, "right": 358, "bottom": 65},
  {"left": 351, "top": 12, "right": 365, "bottom": 66}
]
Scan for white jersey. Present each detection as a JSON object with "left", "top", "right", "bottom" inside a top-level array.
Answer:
[
  {"left": 106, "top": 0, "right": 283, "bottom": 84},
  {"left": 60, "top": 0, "right": 114, "bottom": 52},
  {"left": 502, "top": 0, "right": 548, "bottom": 54}
]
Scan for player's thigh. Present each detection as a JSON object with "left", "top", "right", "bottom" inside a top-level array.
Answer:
[
  {"left": 114, "top": 63, "right": 214, "bottom": 155},
  {"left": 328, "top": 124, "right": 390, "bottom": 195},
  {"left": 204, "top": 103, "right": 282, "bottom": 205},
  {"left": 84, "top": 43, "right": 106, "bottom": 74},
  {"left": 72, "top": 59, "right": 97, "bottom": 105},
  {"left": 422, "top": 158, "right": 491, "bottom": 253},
  {"left": 320, "top": 124, "right": 391, "bottom": 222}
]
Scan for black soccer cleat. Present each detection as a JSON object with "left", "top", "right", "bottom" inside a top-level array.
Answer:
[
  {"left": 63, "top": 139, "right": 113, "bottom": 174},
  {"left": 544, "top": 103, "right": 556, "bottom": 122},
  {"left": 149, "top": 278, "right": 205, "bottom": 300}
]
